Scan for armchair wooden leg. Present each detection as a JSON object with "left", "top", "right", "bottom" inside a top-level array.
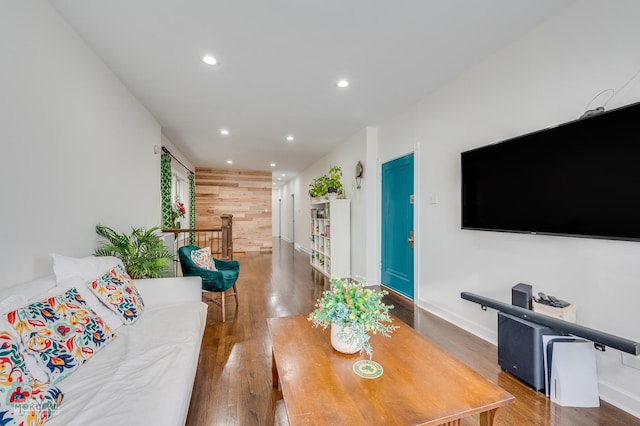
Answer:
[
  {"left": 233, "top": 284, "right": 239, "bottom": 306},
  {"left": 221, "top": 290, "right": 226, "bottom": 323}
]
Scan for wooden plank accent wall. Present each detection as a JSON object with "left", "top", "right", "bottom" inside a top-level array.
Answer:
[{"left": 195, "top": 168, "right": 272, "bottom": 253}]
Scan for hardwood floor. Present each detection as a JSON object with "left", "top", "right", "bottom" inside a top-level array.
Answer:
[{"left": 186, "top": 239, "right": 640, "bottom": 426}]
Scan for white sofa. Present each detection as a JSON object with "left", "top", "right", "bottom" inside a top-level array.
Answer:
[{"left": 0, "top": 271, "right": 207, "bottom": 425}]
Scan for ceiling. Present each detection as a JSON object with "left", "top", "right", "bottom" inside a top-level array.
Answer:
[{"left": 50, "top": 0, "right": 572, "bottom": 183}]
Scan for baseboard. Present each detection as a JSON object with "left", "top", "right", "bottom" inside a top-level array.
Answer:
[
  {"left": 298, "top": 245, "right": 311, "bottom": 255},
  {"left": 417, "top": 299, "right": 497, "bottom": 345},
  {"left": 599, "top": 380, "right": 640, "bottom": 420}
]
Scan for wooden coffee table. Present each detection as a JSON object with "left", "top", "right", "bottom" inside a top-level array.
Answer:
[{"left": 268, "top": 315, "right": 514, "bottom": 425}]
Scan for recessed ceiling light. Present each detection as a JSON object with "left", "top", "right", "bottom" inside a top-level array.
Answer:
[
  {"left": 227, "top": 160, "right": 233, "bottom": 164},
  {"left": 202, "top": 55, "right": 217, "bottom": 65},
  {"left": 286, "top": 135, "right": 294, "bottom": 141},
  {"left": 337, "top": 79, "right": 349, "bottom": 88},
  {"left": 272, "top": 182, "right": 276, "bottom": 185},
  {"left": 281, "top": 173, "right": 285, "bottom": 177},
  {"left": 220, "top": 129, "right": 229, "bottom": 135},
  {"left": 270, "top": 163, "right": 276, "bottom": 167},
  {"left": 277, "top": 177, "right": 281, "bottom": 181}
]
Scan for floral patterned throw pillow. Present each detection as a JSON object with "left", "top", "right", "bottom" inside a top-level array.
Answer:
[
  {"left": 6, "top": 288, "right": 115, "bottom": 384},
  {"left": 88, "top": 264, "right": 145, "bottom": 325},
  {"left": 190, "top": 247, "right": 217, "bottom": 271},
  {"left": 0, "top": 331, "right": 64, "bottom": 425}
]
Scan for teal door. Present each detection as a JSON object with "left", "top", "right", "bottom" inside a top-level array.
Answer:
[{"left": 381, "top": 153, "right": 414, "bottom": 299}]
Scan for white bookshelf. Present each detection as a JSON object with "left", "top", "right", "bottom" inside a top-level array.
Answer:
[{"left": 309, "top": 198, "right": 350, "bottom": 278}]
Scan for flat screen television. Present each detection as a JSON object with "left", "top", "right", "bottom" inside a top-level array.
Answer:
[{"left": 461, "top": 101, "right": 640, "bottom": 241}]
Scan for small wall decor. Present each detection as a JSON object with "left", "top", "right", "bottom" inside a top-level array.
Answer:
[{"left": 355, "top": 161, "right": 364, "bottom": 189}]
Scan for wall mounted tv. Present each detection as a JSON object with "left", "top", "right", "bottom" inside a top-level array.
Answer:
[{"left": 461, "top": 101, "right": 640, "bottom": 242}]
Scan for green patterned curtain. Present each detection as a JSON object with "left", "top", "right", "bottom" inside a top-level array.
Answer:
[
  {"left": 161, "top": 152, "right": 172, "bottom": 229},
  {"left": 189, "top": 173, "right": 196, "bottom": 244}
]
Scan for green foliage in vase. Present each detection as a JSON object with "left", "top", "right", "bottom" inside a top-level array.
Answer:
[
  {"left": 308, "top": 277, "right": 398, "bottom": 357},
  {"left": 94, "top": 224, "right": 174, "bottom": 279}
]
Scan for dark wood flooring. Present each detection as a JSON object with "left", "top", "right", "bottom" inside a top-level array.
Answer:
[{"left": 185, "top": 239, "right": 640, "bottom": 426}]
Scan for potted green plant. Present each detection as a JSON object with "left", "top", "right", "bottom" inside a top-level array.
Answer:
[
  {"left": 94, "top": 225, "right": 175, "bottom": 279},
  {"left": 324, "top": 165, "right": 343, "bottom": 197},
  {"left": 308, "top": 278, "right": 398, "bottom": 357},
  {"left": 308, "top": 165, "right": 344, "bottom": 198},
  {"left": 308, "top": 176, "right": 328, "bottom": 198}
]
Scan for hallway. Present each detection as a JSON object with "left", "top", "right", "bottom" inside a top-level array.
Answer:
[{"left": 185, "top": 239, "right": 639, "bottom": 426}]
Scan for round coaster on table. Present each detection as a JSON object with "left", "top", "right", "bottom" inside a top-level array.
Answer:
[{"left": 353, "top": 360, "right": 383, "bottom": 379}]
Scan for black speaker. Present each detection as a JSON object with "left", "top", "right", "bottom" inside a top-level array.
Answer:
[
  {"left": 512, "top": 283, "right": 532, "bottom": 310},
  {"left": 498, "top": 312, "right": 556, "bottom": 391}
]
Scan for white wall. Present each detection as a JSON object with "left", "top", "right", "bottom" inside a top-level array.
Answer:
[
  {"left": 271, "top": 188, "right": 281, "bottom": 237},
  {"left": 376, "top": 0, "right": 640, "bottom": 415},
  {"left": 278, "top": 183, "right": 294, "bottom": 244},
  {"left": 286, "top": 128, "right": 376, "bottom": 280},
  {"left": 0, "top": 2, "right": 162, "bottom": 286}
]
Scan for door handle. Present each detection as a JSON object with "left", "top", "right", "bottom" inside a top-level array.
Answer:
[{"left": 407, "top": 231, "right": 414, "bottom": 248}]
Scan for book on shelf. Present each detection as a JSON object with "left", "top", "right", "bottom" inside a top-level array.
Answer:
[{"left": 310, "top": 208, "right": 325, "bottom": 219}]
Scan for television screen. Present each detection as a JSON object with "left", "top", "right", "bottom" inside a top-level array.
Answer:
[{"left": 461, "top": 101, "right": 640, "bottom": 241}]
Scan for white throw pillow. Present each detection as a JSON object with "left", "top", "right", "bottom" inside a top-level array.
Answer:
[
  {"left": 0, "top": 295, "right": 50, "bottom": 383},
  {"left": 51, "top": 253, "right": 125, "bottom": 330},
  {"left": 51, "top": 253, "right": 123, "bottom": 283}
]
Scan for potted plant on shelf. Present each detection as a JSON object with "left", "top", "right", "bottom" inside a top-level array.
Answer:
[
  {"left": 308, "top": 176, "right": 328, "bottom": 198},
  {"left": 308, "top": 278, "right": 398, "bottom": 358},
  {"left": 94, "top": 225, "right": 175, "bottom": 279},
  {"left": 308, "top": 165, "right": 344, "bottom": 199},
  {"left": 324, "top": 165, "right": 343, "bottom": 197}
]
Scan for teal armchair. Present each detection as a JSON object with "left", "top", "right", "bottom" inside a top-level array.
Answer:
[{"left": 178, "top": 245, "right": 239, "bottom": 322}]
